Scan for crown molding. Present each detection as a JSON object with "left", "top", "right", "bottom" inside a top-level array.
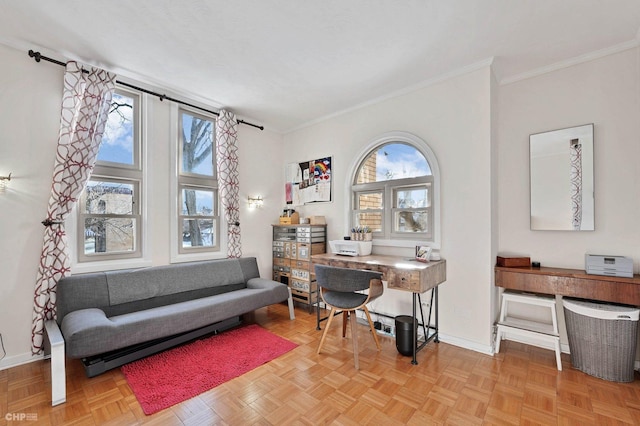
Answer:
[
  {"left": 500, "top": 38, "right": 640, "bottom": 85},
  {"left": 285, "top": 57, "right": 495, "bottom": 134}
]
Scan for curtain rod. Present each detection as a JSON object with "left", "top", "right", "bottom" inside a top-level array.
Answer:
[{"left": 28, "top": 50, "right": 264, "bottom": 131}]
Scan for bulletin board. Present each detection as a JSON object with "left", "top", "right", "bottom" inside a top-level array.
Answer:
[{"left": 285, "top": 157, "right": 332, "bottom": 205}]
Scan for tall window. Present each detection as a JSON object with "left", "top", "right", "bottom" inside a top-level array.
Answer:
[
  {"left": 177, "top": 109, "right": 219, "bottom": 254},
  {"left": 352, "top": 135, "right": 438, "bottom": 243},
  {"left": 78, "top": 88, "right": 142, "bottom": 261}
]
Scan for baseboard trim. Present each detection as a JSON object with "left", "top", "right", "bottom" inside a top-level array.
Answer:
[
  {"left": 436, "top": 333, "right": 494, "bottom": 356},
  {"left": 0, "top": 352, "right": 44, "bottom": 371}
]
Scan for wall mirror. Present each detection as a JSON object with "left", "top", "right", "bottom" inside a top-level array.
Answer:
[{"left": 530, "top": 123, "right": 594, "bottom": 231}]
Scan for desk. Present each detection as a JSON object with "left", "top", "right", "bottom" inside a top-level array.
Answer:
[
  {"left": 495, "top": 266, "right": 640, "bottom": 306},
  {"left": 312, "top": 253, "right": 446, "bottom": 364}
]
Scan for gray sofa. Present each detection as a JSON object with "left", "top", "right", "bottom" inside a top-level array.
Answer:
[{"left": 44, "top": 257, "right": 295, "bottom": 406}]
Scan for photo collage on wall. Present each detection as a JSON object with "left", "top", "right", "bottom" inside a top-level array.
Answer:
[{"left": 285, "top": 157, "right": 332, "bottom": 205}]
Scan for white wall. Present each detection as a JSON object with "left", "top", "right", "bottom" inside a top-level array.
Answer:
[
  {"left": 498, "top": 47, "right": 640, "bottom": 353},
  {"left": 283, "top": 67, "right": 496, "bottom": 353},
  {"left": 499, "top": 47, "right": 640, "bottom": 270},
  {"left": 0, "top": 44, "right": 63, "bottom": 368},
  {"left": 0, "top": 43, "right": 282, "bottom": 368}
]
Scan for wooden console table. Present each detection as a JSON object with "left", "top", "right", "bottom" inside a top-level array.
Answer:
[
  {"left": 312, "top": 253, "right": 447, "bottom": 364},
  {"left": 495, "top": 265, "right": 640, "bottom": 306}
]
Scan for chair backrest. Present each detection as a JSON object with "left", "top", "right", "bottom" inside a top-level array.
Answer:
[{"left": 314, "top": 264, "right": 382, "bottom": 293}]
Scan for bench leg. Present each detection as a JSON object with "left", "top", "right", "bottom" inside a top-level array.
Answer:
[
  {"left": 495, "top": 325, "right": 503, "bottom": 354},
  {"left": 44, "top": 320, "right": 66, "bottom": 406},
  {"left": 554, "top": 339, "right": 563, "bottom": 371},
  {"left": 287, "top": 288, "right": 295, "bottom": 320}
]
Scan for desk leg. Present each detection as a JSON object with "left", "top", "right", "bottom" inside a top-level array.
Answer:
[
  {"left": 412, "top": 292, "right": 418, "bottom": 365},
  {"left": 410, "top": 288, "right": 440, "bottom": 365},
  {"left": 434, "top": 286, "right": 439, "bottom": 343}
]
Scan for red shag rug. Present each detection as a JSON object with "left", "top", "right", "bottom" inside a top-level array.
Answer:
[{"left": 121, "top": 324, "right": 298, "bottom": 415}]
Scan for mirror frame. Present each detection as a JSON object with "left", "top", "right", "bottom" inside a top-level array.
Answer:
[{"left": 530, "top": 123, "right": 594, "bottom": 231}]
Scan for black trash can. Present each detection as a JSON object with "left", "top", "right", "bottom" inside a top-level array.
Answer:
[{"left": 395, "top": 315, "right": 416, "bottom": 356}]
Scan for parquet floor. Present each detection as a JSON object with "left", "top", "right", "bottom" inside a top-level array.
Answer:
[{"left": 1, "top": 303, "right": 639, "bottom": 425}]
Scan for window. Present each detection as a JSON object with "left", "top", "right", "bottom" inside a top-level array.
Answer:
[
  {"left": 78, "top": 88, "right": 142, "bottom": 261},
  {"left": 177, "top": 109, "right": 219, "bottom": 254},
  {"left": 351, "top": 133, "right": 439, "bottom": 245}
]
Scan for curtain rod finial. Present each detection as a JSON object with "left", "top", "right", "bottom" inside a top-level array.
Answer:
[{"left": 28, "top": 50, "right": 42, "bottom": 62}]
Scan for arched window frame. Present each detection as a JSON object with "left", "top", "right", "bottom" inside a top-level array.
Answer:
[{"left": 346, "top": 131, "right": 441, "bottom": 249}]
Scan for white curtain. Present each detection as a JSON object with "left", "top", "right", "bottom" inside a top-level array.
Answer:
[
  {"left": 31, "top": 62, "right": 116, "bottom": 354},
  {"left": 216, "top": 110, "right": 241, "bottom": 258}
]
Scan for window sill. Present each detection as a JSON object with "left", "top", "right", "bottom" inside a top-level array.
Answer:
[
  {"left": 170, "top": 251, "right": 227, "bottom": 264},
  {"left": 71, "top": 258, "right": 153, "bottom": 274},
  {"left": 372, "top": 238, "right": 440, "bottom": 251}
]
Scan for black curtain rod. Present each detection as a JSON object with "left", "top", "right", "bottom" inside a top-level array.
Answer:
[{"left": 28, "top": 50, "right": 264, "bottom": 131}]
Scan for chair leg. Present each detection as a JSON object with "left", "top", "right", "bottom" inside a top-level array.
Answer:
[
  {"left": 350, "top": 310, "right": 360, "bottom": 369},
  {"left": 317, "top": 307, "right": 337, "bottom": 354},
  {"left": 342, "top": 311, "right": 348, "bottom": 337},
  {"left": 363, "top": 306, "right": 381, "bottom": 350}
]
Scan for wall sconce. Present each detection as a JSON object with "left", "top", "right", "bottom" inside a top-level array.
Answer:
[
  {"left": 247, "top": 196, "right": 263, "bottom": 209},
  {"left": 0, "top": 173, "right": 11, "bottom": 193}
]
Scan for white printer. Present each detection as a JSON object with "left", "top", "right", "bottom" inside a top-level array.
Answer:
[
  {"left": 585, "top": 254, "right": 633, "bottom": 278},
  {"left": 329, "top": 240, "right": 373, "bottom": 257}
]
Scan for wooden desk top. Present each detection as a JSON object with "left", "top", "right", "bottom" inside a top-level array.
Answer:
[
  {"left": 312, "top": 253, "right": 446, "bottom": 293},
  {"left": 495, "top": 265, "right": 640, "bottom": 306}
]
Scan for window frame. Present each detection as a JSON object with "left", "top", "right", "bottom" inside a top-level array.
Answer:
[
  {"left": 347, "top": 131, "right": 441, "bottom": 249},
  {"left": 75, "top": 86, "right": 144, "bottom": 264},
  {"left": 77, "top": 176, "right": 142, "bottom": 261},
  {"left": 173, "top": 106, "right": 221, "bottom": 258},
  {"left": 390, "top": 180, "right": 433, "bottom": 240},
  {"left": 353, "top": 189, "right": 384, "bottom": 233},
  {"left": 177, "top": 183, "right": 219, "bottom": 254}
]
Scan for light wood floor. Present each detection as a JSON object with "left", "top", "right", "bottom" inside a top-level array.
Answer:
[{"left": 1, "top": 303, "right": 639, "bottom": 425}]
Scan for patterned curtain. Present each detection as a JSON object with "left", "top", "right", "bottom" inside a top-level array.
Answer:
[
  {"left": 569, "top": 138, "right": 583, "bottom": 230},
  {"left": 216, "top": 110, "right": 241, "bottom": 258},
  {"left": 31, "top": 62, "right": 116, "bottom": 354}
]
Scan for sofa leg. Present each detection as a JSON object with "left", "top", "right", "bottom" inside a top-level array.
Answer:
[
  {"left": 287, "top": 288, "right": 295, "bottom": 320},
  {"left": 44, "top": 320, "right": 66, "bottom": 406}
]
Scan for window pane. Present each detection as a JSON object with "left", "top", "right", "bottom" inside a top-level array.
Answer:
[
  {"left": 355, "top": 212, "right": 382, "bottom": 232},
  {"left": 394, "top": 211, "right": 428, "bottom": 233},
  {"left": 395, "top": 187, "right": 429, "bottom": 208},
  {"left": 356, "top": 143, "right": 430, "bottom": 183},
  {"left": 84, "top": 218, "right": 136, "bottom": 254},
  {"left": 182, "top": 188, "right": 214, "bottom": 215},
  {"left": 99, "top": 92, "right": 135, "bottom": 165},
  {"left": 84, "top": 181, "right": 134, "bottom": 214},
  {"left": 181, "top": 112, "right": 214, "bottom": 176},
  {"left": 182, "top": 219, "right": 215, "bottom": 248},
  {"left": 357, "top": 192, "right": 383, "bottom": 210}
]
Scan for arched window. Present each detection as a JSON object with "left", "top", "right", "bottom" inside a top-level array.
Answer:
[{"left": 350, "top": 132, "right": 440, "bottom": 246}]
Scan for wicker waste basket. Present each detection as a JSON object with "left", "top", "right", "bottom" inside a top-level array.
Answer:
[{"left": 563, "top": 298, "right": 639, "bottom": 382}]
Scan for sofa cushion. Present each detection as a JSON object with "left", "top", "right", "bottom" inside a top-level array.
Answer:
[{"left": 105, "top": 259, "right": 246, "bottom": 305}]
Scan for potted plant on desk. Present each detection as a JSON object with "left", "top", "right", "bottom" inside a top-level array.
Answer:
[{"left": 351, "top": 226, "right": 372, "bottom": 241}]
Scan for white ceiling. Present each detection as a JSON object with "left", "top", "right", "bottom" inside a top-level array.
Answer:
[{"left": 1, "top": 0, "right": 640, "bottom": 132}]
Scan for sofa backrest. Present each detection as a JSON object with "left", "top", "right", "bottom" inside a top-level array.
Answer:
[{"left": 56, "top": 257, "right": 261, "bottom": 323}]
